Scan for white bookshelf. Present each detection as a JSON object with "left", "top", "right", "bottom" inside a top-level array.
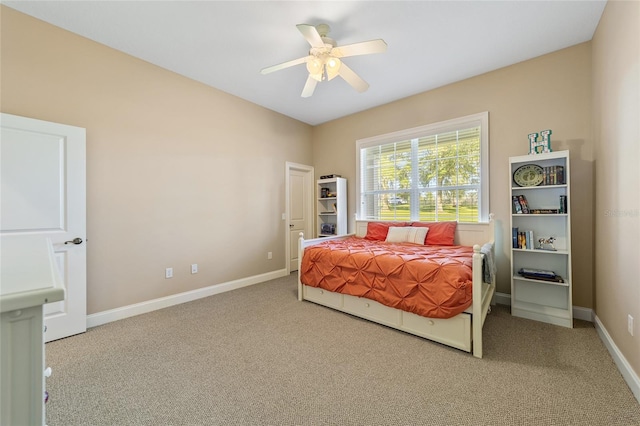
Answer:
[
  {"left": 509, "top": 150, "right": 573, "bottom": 328},
  {"left": 317, "top": 177, "right": 347, "bottom": 237}
]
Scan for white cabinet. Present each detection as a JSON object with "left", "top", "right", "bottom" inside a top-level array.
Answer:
[
  {"left": 317, "top": 177, "right": 347, "bottom": 237},
  {"left": 1, "top": 235, "right": 64, "bottom": 426},
  {"left": 509, "top": 150, "right": 573, "bottom": 328}
]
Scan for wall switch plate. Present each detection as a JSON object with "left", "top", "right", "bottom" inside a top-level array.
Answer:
[
  {"left": 165, "top": 268, "right": 173, "bottom": 279},
  {"left": 267, "top": 252, "right": 272, "bottom": 260},
  {"left": 191, "top": 264, "right": 198, "bottom": 274},
  {"left": 628, "top": 315, "right": 634, "bottom": 336}
]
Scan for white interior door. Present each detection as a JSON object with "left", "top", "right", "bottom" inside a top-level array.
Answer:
[
  {"left": 286, "top": 163, "right": 313, "bottom": 273},
  {"left": 1, "top": 113, "right": 87, "bottom": 342}
]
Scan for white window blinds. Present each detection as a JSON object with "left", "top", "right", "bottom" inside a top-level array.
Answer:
[{"left": 357, "top": 112, "right": 489, "bottom": 222}]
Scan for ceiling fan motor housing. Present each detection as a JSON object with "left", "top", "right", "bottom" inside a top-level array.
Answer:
[{"left": 315, "top": 23, "right": 331, "bottom": 37}]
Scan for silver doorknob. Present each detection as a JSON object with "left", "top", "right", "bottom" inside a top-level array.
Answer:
[{"left": 64, "top": 238, "right": 83, "bottom": 245}]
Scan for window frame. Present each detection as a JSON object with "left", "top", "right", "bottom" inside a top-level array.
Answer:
[{"left": 355, "top": 112, "right": 490, "bottom": 223}]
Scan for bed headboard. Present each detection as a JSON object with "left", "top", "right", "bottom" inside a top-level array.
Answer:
[{"left": 354, "top": 214, "right": 495, "bottom": 246}]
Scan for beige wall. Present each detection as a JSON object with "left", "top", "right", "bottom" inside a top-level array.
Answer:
[
  {"left": 313, "top": 43, "right": 594, "bottom": 307},
  {"left": 0, "top": 6, "right": 313, "bottom": 314},
  {"left": 592, "top": 1, "right": 640, "bottom": 376}
]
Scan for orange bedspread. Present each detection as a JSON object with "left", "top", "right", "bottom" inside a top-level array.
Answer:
[{"left": 300, "top": 236, "right": 474, "bottom": 319}]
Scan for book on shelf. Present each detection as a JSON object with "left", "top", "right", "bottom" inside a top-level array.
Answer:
[
  {"left": 529, "top": 209, "right": 559, "bottom": 214},
  {"left": 559, "top": 195, "right": 568, "bottom": 214},
  {"left": 556, "top": 166, "right": 565, "bottom": 185},
  {"left": 512, "top": 227, "right": 518, "bottom": 248},
  {"left": 512, "top": 196, "right": 523, "bottom": 214},
  {"left": 517, "top": 195, "right": 530, "bottom": 214},
  {"left": 529, "top": 275, "right": 565, "bottom": 283},
  {"left": 544, "top": 166, "right": 551, "bottom": 185}
]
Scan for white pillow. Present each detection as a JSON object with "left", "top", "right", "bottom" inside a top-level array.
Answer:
[{"left": 385, "top": 226, "right": 429, "bottom": 245}]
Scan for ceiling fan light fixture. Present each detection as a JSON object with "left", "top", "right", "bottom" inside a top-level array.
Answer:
[
  {"left": 326, "top": 57, "right": 341, "bottom": 80},
  {"left": 306, "top": 57, "right": 324, "bottom": 77}
]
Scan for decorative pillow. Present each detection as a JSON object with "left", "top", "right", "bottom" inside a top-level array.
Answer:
[
  {"left": 386, "top": 226, "right": 429, "bottom": 245},
  {"left": 364, "top": 221, "right": 407, "bottom": 241},
  {"left": 410, "top": 221, "right": 457, "bottom": 245}
]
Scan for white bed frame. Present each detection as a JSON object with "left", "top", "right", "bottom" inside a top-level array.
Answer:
[{"left": 297, "top": 217, "right": 496, "bottom": 358}]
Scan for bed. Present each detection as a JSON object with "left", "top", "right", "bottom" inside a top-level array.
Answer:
[{"left": 297, "top": 216, "right": 496, "bottom": 358}]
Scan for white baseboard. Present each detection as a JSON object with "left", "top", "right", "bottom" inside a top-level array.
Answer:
[
  {"left": 493, "top": 292, "right": 593, "bottom": 322},
  {"left": 87, "top": 268, "right": 288, "bottom": 328},
  {"left": 572, "top": 306, "right": 594, "bottom": 322},
  {"left": 594, "top": 315, "right": 640, "bottom": 404},
  {"left": 493, "top": 291, "right": 512, "bottom": 307}
]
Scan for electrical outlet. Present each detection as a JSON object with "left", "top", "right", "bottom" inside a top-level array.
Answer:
[
  {"left": 628, "top": 315, "right": 634, "bottom": 336},
  {"left": 165, "top": 267, "right": 173, "bottom": 279},
  {"left": 191, "top": 264, "right": 198, "bottom": 274},
  {"left": 267, "top": 252, "right": 273, "bottom": 260}
]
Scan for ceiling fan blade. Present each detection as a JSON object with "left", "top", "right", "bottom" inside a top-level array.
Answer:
[
  {"left": 338, "top": 63, "right": 369, "bottom": 93},
  {"left": 301, "top": 75, "right": 318, "bottom": 98},
  {"left": 296, "top": 24, "right": 325, "bottom": 48},
  {"left": 260, "top": 56, "right": 311, "bottom": 74},
  {"left": 332, "top": 39, "right": 387, "bottom": 58},
  {"left": 261, "top": 56, "right": 310, "bottom": 75}
]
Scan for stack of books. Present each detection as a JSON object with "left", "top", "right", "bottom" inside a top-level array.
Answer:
[
  {"left": 512, "top": 228, "right": 534, "bottom": 249},
  {"left": 518, "top": 268, "right": 564, "bottom": 283},
  {"left": 543, "top": 165, "right": 565, "bottom": 185}
]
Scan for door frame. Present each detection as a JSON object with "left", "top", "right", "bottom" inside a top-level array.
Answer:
[{"left": 285, "top": 162, "right": 314, "bottom": 274}]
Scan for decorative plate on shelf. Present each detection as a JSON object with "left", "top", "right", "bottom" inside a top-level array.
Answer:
[{"left": 513, "top": 164, "right": 544, "bottom": 186}]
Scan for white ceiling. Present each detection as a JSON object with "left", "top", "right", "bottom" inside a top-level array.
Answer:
[{"left": 4, "top": 1, "right": 606, "bottom": 126}]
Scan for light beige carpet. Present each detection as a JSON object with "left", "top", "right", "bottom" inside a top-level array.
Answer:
[{"left": 45, "top": 273, "right": 640, "bottom": 425}]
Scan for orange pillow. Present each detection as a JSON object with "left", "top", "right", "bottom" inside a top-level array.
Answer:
[
  {"left": 411, "top": 221, "right": 457, "bottom": 245},
  {"left": 364, "top": 221, "right": 408, "bottom": 241}
]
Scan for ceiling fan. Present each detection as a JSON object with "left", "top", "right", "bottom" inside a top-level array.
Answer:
[{"left": 261, "top": 23, "right": 387, "bottom": 98}]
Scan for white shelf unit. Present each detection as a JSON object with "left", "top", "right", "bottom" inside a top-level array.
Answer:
[
  {"left": 509, "top": 150, "right": 573, "bottom": 328},
  {"left": 317, "top": 177, "right": 347, "bottom": 237}
]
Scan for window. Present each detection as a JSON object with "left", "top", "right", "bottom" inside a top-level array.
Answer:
[{"left": 356, "top": 112, "right": 489, "bottom": 223}]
